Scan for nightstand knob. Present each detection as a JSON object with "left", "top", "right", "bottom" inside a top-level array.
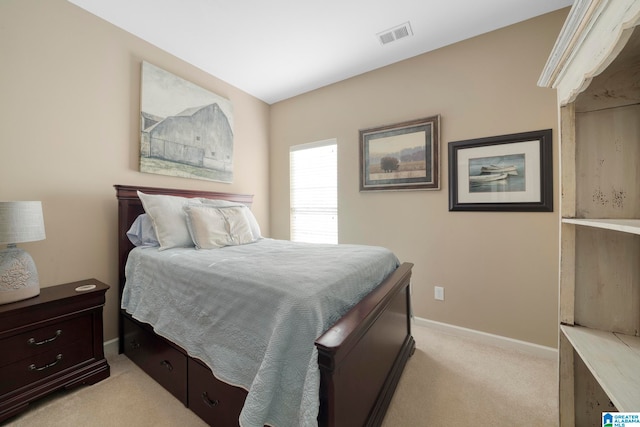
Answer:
[{"left": 27, "top": 329, "right": 62, "bottom": 346}]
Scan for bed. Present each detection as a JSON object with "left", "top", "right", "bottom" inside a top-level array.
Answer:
[{"left": 115, "top": 184, "right": 415, "bottom": 427}]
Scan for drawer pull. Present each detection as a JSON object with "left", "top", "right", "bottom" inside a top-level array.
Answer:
[
  {"left": 29, "top": 354, "right": 63, "bottom": 371},
  {"left": 160, "top": 360, "right": 173, "bottom": 371},
  {"left": 202, "top": 392, "right": 219, "bottom": 408},
  {"left": 28, "top": 330, "right": 62, "bottom": 346},
  {"left": 129, "top": 339, "right": 141, "bottom": 350}
]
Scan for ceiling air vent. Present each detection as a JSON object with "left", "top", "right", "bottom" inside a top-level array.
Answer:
[{"left": 377, "top": 21, "right": 413, "bottom": 45}]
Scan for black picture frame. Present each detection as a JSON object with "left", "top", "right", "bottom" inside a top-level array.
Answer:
[
  {"left": 448, "top": 129, "right": 553, "bottom": 212},
  {"left": 359, "top": 116, "right": 440, "bottom": 191}
]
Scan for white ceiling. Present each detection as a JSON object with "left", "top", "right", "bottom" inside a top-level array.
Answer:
[{"left": 67, "top": 0, "right": 572, "bottom": 104}]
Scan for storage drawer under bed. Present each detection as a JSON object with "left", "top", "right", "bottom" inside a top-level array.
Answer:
[
  {"left": 122, "top": 315, "right": 187, "bottom": 405},
  {"left": 188, "top": 357, "right": 247, "bottom": 426}
]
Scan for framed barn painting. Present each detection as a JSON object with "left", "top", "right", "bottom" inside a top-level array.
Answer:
[
  {"left": 140, "top": 61, "right": 234, "bottom": 183},
  {"left": 448, "top": 129, "right": 553, "bottom": 212},
  {"left": 359, "top": 116, "right": 440, "bottom": 191}
]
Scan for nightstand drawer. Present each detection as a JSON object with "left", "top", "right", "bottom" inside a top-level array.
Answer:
[
  {"left": 123, "top": 316, "right": 187, "bottom": 405},
  {"left": 0, "top": 314, "right": 92, "bottom": 368},
  {"left": 188, "top": 358, "right": 247, "bottom": 426},
  {"left": 0, "top": 338, "right": 93, "bottom": 396}
]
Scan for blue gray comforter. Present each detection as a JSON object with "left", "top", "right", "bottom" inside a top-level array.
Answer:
[{"left": 122, "top": 238, "right": 399, "bottom": 427}]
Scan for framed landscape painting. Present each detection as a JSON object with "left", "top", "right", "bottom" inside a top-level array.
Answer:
[
  {"left": 448, "top": 129, "right": 553, "bottom": 212},
  {"left": 359, "top": 116, "right": 440, "bottom": 191}
]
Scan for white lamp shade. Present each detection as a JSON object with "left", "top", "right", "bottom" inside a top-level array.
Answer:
[{"left": 0, "top": 201, "right": 46, "bottom": 244}]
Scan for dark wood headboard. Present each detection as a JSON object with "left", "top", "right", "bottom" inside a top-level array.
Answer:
[{"left": 114, "top": 184, "right": 254, "bottom": 350}]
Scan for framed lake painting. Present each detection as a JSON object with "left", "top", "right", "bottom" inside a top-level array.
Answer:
[
  {"left": 359, "top": 116, "right": 440, "bottom": 191},
  {"left": 448, "top": 129, "right": 553, "bottom": 211}
]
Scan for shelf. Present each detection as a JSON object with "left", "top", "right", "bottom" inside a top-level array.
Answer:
[
  {"left": 561, "top": 325, "right": 640, "bottom": 412},
  {"left": 562, "top": 218, "right": 640, "bottom": 235}
]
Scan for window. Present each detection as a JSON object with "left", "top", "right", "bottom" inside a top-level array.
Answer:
[{"left": 290, "top": 139, "right": 337, "bottom": 244}]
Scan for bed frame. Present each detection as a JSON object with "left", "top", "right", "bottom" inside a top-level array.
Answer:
[{"left": 115, "top": 184, "right": 415, "bottom": 427}]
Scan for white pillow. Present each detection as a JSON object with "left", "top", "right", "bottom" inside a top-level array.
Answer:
[
  {"left": 137, "top": 191, "right": 201, "bottom": 250},
  {"left": 184, "top": 205, "right": 231, "bottom": 249},
  {"left": 184, "top": 205, "right": 256, "bottom": 249},
  {"left": 199, "top": 199, "right": 262, "bottom": 240},
  {"left": 220, "top": 206, "right": 256, "bottom": 245},
  {"left": 126, "top": 214, "right": 160, "bottom": 247}
]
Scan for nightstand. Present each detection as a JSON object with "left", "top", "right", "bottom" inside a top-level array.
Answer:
[{"left": 0, "top": 278, "right": 110, "bottom": 422}]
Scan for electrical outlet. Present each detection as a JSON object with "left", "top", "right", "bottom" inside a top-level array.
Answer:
[{"left": 434, "top": 286, "right": 444, "bottom": 301}]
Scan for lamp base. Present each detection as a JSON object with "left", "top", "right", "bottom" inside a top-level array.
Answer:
[{"left": 0, "top": 244, "right": 40, "bottom": 304}]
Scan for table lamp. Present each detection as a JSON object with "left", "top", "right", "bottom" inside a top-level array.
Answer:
[{"left": 0, "top": 201, "right": 46, "bottom": 304}]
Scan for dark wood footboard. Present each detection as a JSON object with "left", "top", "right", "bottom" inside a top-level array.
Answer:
[{"left": 316, "top": 262, "right": 414, "bottom": 427}]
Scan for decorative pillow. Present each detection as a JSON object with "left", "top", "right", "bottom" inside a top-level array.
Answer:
[
  {"left": 240, "top": 206, "right": 262, "bottom": 241},
  {"left": 184, "top": 205, "right": 231, "bottom": 249},
  {"left": 126, "top": 214, "right": 160, "bottom": 247},
  {"left": 199, "top": 199, "right": 262, "bottom": 240},
  {"left": 184, "top": 205, "right": 256, "bottom": 249},
  {"left": 137, "top": 191, "right": 201, "bottom": 250},
  {"left": 219, "top": 206, "right": 256, "bottom": 245}
]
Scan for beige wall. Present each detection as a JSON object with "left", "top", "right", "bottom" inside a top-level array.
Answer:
[
  {"left": 1, "top": 0, "right": 566, "bottom": 349},
  {"left": 270, "top": 10, "right": 568, "bottom": 348},
  {"left": 0, "top": 0, "right": 270, "bottom": 342}
]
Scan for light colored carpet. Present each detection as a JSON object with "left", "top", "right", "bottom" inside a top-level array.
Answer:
[
  {"left": 5, "top": 324, "right": 557, "bottom": 426},
  {"left": 382, "top": 325, "right": 557, "bottom": 426}
]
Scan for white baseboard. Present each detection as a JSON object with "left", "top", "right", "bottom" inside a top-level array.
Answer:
[
  {"left": 413, "top": 317, "right": 557, "bottom": 360},
  {"left": 104, "top": 337, "right": 119, "bottom": 360}
]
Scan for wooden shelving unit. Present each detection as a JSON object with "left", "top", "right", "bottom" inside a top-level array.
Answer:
[
  {"left": 561, "top": 219, "right": 640, "bottom": 235},
  {"left": 561, "top": 325, "right": 640, "bottom": 412},
  {"left": 539, "top": 1, "right": 640, "bottom": 425}
]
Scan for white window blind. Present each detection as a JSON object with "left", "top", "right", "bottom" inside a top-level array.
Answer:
[{"left": 290, "top": 139, "right": 337, "bottom": 244}]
